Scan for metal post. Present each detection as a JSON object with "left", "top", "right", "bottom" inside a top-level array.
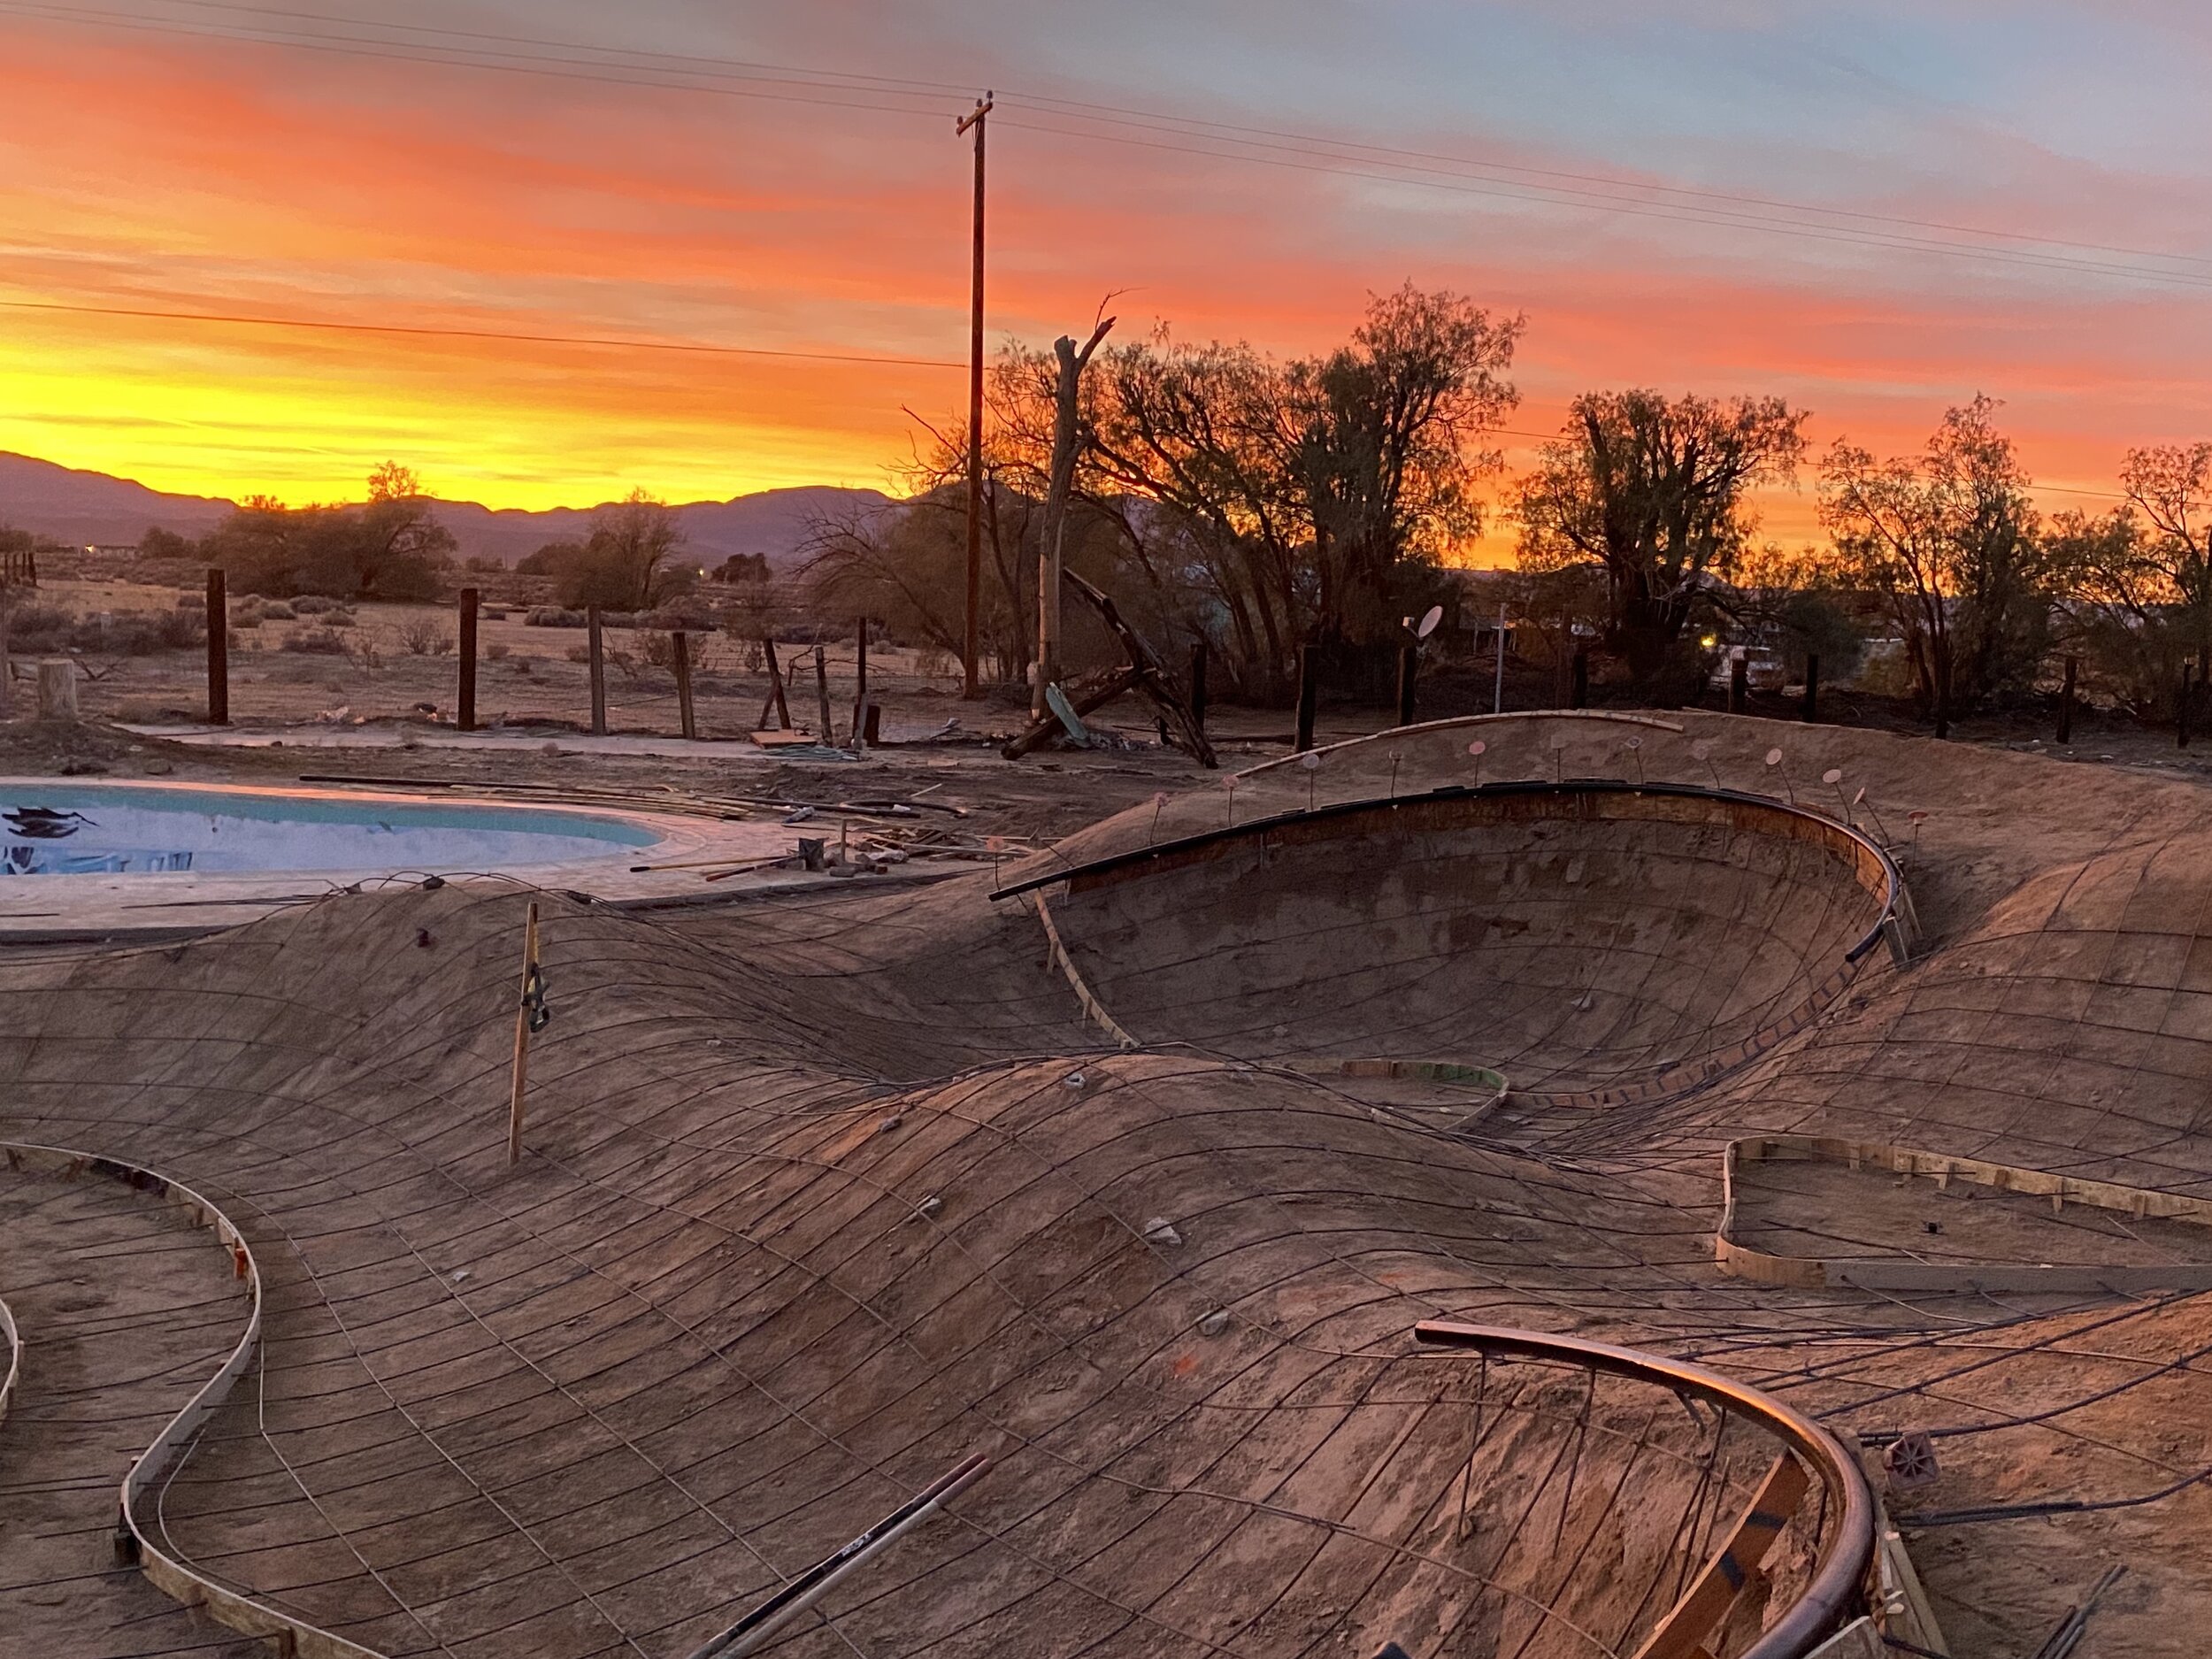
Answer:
[
  {"left": 457, "top": 586, "right": 479, "bottom": 733},
  {"left": 587, "top": 605, "right": 607, "bottom": 735},
  {"left": 2058, "top": 655, "right": 2077, "bottom": 745},
  {"left": 1294, "top": 644, "right": 1319, "bottom": 753},
  {"left": 957, "top": 95, "right": 992, "bottom": 701},
  {"left": 507, "top": 901, "right": 539, "bottom": 1167},
  {"left": 1396, "top": 643, "right": 1418, "bottom": 726},
  {"left": 1801, "top": 652, "right": 1819, "bottom": 723},
  {"left": 205, "top": 567, "right": 228, "bottom": 726},
  {"left": 1188, "top": 640, "right": 1209, "bottom": 734},
  {"left": 1729, "top": 651, "right": 1748, "bottom": 716},
  {"left": 672, "top": 630, "right": 695, "bottom": 739},
  {"left": 1493, "top": 602, "right": 1507, "bottom": 714}
]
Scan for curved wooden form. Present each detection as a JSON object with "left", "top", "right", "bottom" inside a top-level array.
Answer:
[
  {"left": 0, "top": 1290, "right": 17, "bottom": 1433},
  {"left": 1416, "top": 1320, "right": 1878, "bottom": 1659},
  {"left": 0, "top": 1141, "right": 384, "bottom": 1659},
  {"left": 1233, "top": 709, "right": 1692, "bottom": 779},
  {"left": 1717, "top": 1133, "right": 2212, "bottom": 1294},
  {"left": 996, "top": 780, "right": 1913, "bottom": 1110}
]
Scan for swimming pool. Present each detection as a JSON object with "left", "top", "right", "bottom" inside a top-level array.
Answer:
[{"left": 0, "top": 782, "right": 660, "bottom": 877}]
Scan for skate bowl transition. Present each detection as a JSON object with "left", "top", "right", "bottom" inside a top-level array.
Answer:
[{"left": 1000, "top": 780, "right": 1913, "bottom": 1107}]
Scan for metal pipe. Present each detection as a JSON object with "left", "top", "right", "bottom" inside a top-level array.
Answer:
[{"left": 1413, "top": 1321, "right": 1875, "bottom": 1659}]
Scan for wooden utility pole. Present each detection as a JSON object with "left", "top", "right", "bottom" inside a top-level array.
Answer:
[
  {"left": 956, "top": 94, "right": 992, "bottom": 702},
  {"left": 1034, "top": 313, "right": 1116, "bottom": 718},
  {"left": 507, "top": 901, "right": 541, "bottom": 1167}
]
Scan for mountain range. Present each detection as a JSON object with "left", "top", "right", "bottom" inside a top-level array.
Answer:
[{"left": 0, "top": 451, "right": 895, "bottom": 571}]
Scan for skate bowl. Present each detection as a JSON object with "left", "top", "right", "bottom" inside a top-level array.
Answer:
[{"left": 999, "top": 781, "right": 1909, "bottom": 1105}]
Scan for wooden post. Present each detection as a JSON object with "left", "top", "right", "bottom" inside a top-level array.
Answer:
[
  {"left": 0, "top": 578, "right": 12, "bottom": 720},
  {"left": 1801, "top": 652, "right": 1819, "bottom": 723},
  {"left": 587, "top": 605, "right": 606, "bottom": 735},
  {"left": 457, "top": 586, "right": 479, "bottom": 733},
  {"left": 672, "top": 630, "right": 695, "bottom": 739},
  {"left": 758, "top": 639, "right": 792, "bottom": 730},
  {"left": 1294, "top": 644, "right": 1319, "bottom": 753},
  {"left": 1569, "top": 648, "right": 1588, "bottom": 710},
  {"left": 2181, "top": 660, "right": 2194, "bottom": 750},
  {"left": 507, "top": 901, "right": 540, "bottom": 1168},
  {"left": 849, "top": 619, "right": 868, "bottom": 744},
  {"left": 35, "top": 658, "right": 78, "bottom": 720},
  {"left": 1188, "top": 641, "right": 1209, "bottom": 734},
  {"left": 957, "top": 96, "right": 991, "bottom": 701},
  {"left": 2058, "top": 654, "right": 2077, "bottom": 745},
  {"left": 813, "top": 645, "right": 835, "bottom": 745},
  {"left": 1396, "top": 643, "right": 1419, "bottom": 726},
  {"left": 205, "top": 567, "right": 228, "bottom": 726},
  {"left": 1728, "top": 651, "right": 1747, "bottom": 716}
]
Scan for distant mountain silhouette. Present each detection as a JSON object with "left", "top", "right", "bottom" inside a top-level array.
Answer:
[{"left": 0, "top": 451, "right": 894, "bottom": 572}]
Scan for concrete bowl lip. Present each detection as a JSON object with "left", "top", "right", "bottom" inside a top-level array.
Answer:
[{"left": 0, "top": 775, "right": 803, "bottom": 938}]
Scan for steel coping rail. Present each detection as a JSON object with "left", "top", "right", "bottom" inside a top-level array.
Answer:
[
  {"left": 0, "top": 1141, "right": 384, "bottom": 1659},
  {"left": 988, "top": 777, "right": 1912, "bottom": 965},
  {"left": 1414, "top": 1320, "right": 1877, "bottom": 1659}
]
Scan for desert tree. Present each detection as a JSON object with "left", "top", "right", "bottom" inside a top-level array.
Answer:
[
  {"left": 1516, "top": 390, "right": 1808, "bottom": 687},
  {"left": 558, "top": 489, "right": 690, "bottom": 611},
  {"left": 1820, "top": 396, "right": 2043, "bottom": 734}
]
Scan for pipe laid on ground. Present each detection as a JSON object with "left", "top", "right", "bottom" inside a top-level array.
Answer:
[{"left": 685, "top": 1453, "right": 991, "bottom": 1659}]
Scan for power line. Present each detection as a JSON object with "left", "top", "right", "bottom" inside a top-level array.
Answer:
[
  {"left": 12, "top": 1, "right": 2212, "bottom": 293},
  {"left": 0, "top": 297, "right": 965, "bottom": 367}
]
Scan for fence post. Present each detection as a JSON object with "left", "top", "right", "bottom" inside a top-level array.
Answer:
[
  {"left": 1801, "top": 652, "right": 1819, "bottom": 723},
  {"left": 813, "top": 644, "right": 834, "bottom": 746},
  {"left": 587, "top": 605, "right": 607, "bottom": 735},
  {"left": 672, "top": 630, "right": 695, "bottom": 739},
  {"left": 205, "top": 567, "right": 228, "bottom": 726},
  {"left": 1189, "top": 641, "right": 1209, "bottom": 735},
  {"left": 2183, "top": 661, "right": 2196, "bottom": 750},
  {"left": 1396, "top": 643, "right": 1419, "bottom": 726},
  {"left": 2057, "top": 655, "right": 2077, "bottom": 745},
  {"left": 849, "top": 619, "right": 868, "bottom": 746},
  {"left": 1569, "top": 649, "right": 1588, "bottom": 710},
  {"left": 1294, "top": 645, "right": 1319, "bottom": 753},
  {"left": 1728, "top": 650, "right": 1748, "bottom": 716},
  {"left": 457, "top": 587, "right": 479, "bottom": 733}
]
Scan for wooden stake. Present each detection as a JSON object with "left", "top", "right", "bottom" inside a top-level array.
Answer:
[
  {"left": 2058, "top": 654, "right": 2077, "bottom": 745},
  {"left": 457, "top": 586, "right": 479, "bottom": 733},
  {"left": 587, "top": 606, "right": 607, "bottom": 735},
  {"left": 850, "top": 619, "right": 869, "bottom": 746},
  {"left": 814, "top": 644, "right": 835, "bottom": 746},
  {"left": 1398, "top": 643, "right": 1420, "bottom": 725},
  {"left": 205, "top": 566, "right": 229, "bottom": 726},
  {"left": 758, "top": 638, "right": 792, "bottom": 730},
  {"left": 507, "top": 902, "right": 540, "bottom": 1167},
  {"left": 672, "top": 630, "right": 695, "bottom": 739},
  {"left": 1294, "top": 645, "right": 1319, "bottom": 752}
]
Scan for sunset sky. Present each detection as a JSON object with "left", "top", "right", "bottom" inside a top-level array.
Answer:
[{"left": 8, "top": 2, "right": 2212, "bottom": 560}]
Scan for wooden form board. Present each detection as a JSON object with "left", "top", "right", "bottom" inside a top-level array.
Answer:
[{"left": 1717, "top": 1133, "right": 2212, "bottom": 1294}]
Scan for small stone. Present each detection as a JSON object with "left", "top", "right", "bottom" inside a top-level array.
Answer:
[
  {"left": 1064, "top": 1071, "right": 1086, "bottom": 1089},
  {"left": 879, "top": 1114, "right": 904, "bottom": 1133},
  {"left": 1197, "top": 1309, "right": 1230, "bottom": 1338},
  {"left": 915, "top": 1195, "right": 942, "bottom": 1220},
  {"left": 1143, "top": 1217, "right": 1182, "bottom": 1248}
]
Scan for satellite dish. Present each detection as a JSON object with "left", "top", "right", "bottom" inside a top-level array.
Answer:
[
  {"left": 1415, "top": 604, "right": 1443, "bottom": 640},
  {"left": 1822, "top": 768, "right": 1842, "bottom": 785},
  {"left": 1764, "top": 748, "right": 1784, "bottom": 766},
  {"left": 1467, "top": 740, "right": 1487, "bottom": 757},
  {"left": 1300, "top": 751, "right": 1321, "bottom": 771}
]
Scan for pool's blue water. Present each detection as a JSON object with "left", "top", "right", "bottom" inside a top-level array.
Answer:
[{"left": 0, "top": 783, "right": 657, "bottom": 876}]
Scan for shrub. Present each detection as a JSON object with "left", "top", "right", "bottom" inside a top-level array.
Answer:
[
  {"left": 485, "top": 641, "right": 511, "bottom": 660},
  {"left": 565, "top": 644, "right": 591, "bottom": 664},
  {"left": 481, "top": 605, "right": 509, "bottom": 620},
  {"left": 260, "top": 600, "right": 296, "bottom": 620},
  {"left": 176, "top": 591, "right": 205, "bottom": 611},
  {"left": 292, "top": 594, "right": 339, "bottom": 615},
  {"left": 281, "top": 626, "right": 349, "bottom": 656},
  {"left": 526, "top": 605, "right": 587, "bottom": 627},
  {"left": 395, "top": 613, "right": 455, "bottom": 656}
]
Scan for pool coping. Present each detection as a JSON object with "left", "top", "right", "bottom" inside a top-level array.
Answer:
[{"left": 0, "top": 777, "right": 813, "bottom": 938}]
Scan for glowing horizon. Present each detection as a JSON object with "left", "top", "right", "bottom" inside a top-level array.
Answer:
[{"left": 5, "top": 3, "right": 2210, "bottom": 561}]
